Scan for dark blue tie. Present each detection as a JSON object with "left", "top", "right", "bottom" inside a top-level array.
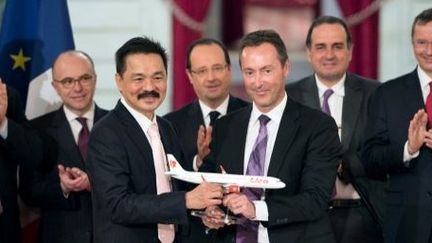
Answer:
[{"left": 236, "top": 115, "right": 270, "bottom": 243}]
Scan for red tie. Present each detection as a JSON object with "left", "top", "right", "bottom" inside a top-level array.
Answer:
[
  {"left": 426, "top": 82, "right": 432, "bottom": 128},
  {"left": 76, "top": 117, "right": 89, "bottom": 161}
]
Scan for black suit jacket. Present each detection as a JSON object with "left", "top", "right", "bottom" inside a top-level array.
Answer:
[
  {"left": 201, "top": 98, "right": 342, "bottom": 243},
  {"left": 164, "top": 96, "right": 249, "bottom": 171},
  {"left": 362, "top": 68, "right": 432, "bottom": 243},
  {"left": 163, "top": 96, "right": 249, "bottom": 242},
  {"left": 87, "top": 101, "right": 189, "bottom": 243},
  {"left": 19, "top": 104, "right": 108, "bottom": 243},
  {"left": 287, "top": 73, "right": 385, "bottom": 227},
  {"left": 0, "top": 86, "right": 42, "bottom": 243}
]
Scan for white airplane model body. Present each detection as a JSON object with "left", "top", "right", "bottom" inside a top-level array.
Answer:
[{"left": 165, "top": 155, "right": 286, "bottom": 190}]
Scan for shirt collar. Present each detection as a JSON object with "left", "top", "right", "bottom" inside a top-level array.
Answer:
[
  {"left": 199, "top": 95, "right": 230, "bottom": 118},
  {"left": 120, "top": 98, "right": 155, "bottom": 132},
  {"left": 251, "top": 92, "right": 287, "bottom": 125},
  {"left": 315, "top": 73, "right": 346, "bottom": 98},
  {"left": 63, "top": 102, "right": 95, "bottom": 123},
  {"left": 418, "top": 66, "right": 432, "bottom": 91}
]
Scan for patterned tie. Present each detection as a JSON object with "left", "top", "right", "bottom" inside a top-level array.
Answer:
[
  {"left": 426, "top": 82, "right": 432, "bottom": 128},
  {"left": 236, "top": 115, "right": 270, "bottom": 243},
  {"left": 148, "top": 123, "right": 175, "bottom": 243},
  {"left": 209, "top": 111, "right": 220, "bottom": 127},
  {"left": 322, "top": 89, "right": 334, "bottom": 115},
  {"left": 76, "top": 117, "right": 90, "bottom": 161}
]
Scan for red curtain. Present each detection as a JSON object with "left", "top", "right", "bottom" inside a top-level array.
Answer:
[
  {"left": 337, "top": 0, "right": 379, "bottom": 79},
  {"left": 172, "top": 0, "right": 212, "bottom": 109}
]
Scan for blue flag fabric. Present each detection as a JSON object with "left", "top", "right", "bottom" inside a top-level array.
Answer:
[{"left": 0, "top": 0, "right": 74, "bottom": 111}]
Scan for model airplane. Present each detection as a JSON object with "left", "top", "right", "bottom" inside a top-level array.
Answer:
[{"left": 165, "top": 154, "right": 286, "bottom": 191}]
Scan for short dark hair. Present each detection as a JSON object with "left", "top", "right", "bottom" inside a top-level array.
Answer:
[
  {"left": 186, "top": 38, "right": 230, "bottom": 70},
  {"left": 411, "top": 8, "right": 432, "bottom": 38},
  {"left": 239, "top": 29, "right": 288, "bottom": 67},
  {"left": 115, "top": 36, "right": 168, "bottom": 75},
  {"left": 305, "top": 16, "right": 352, "bottom": 49}
]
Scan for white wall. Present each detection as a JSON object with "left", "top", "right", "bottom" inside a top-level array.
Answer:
[
  {"left": 379, "top": 0, "right": 431, "bottom": 81},
  {"left": 69, "top": 0, "right": 173, "bottom": 115}
]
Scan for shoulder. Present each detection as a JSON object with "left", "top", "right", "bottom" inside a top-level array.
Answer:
[
  {"left": 30, "top": 110, "right": 59, "bottom": 128},
  {"left": 163, "top": 101, "right": 197, "bottom": 122},
  {"left": 286, "top": 76, "right": 313, "bottom": 90},
  {"left": 229, "top": 95, "right": 250, "bottom": 108}
]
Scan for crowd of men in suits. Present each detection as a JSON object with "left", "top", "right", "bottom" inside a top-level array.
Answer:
[{"left": 1, "top": 7, "right": 432, "bottom": 243}]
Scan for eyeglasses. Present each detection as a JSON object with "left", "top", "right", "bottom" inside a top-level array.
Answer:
[
  {"left": 413, "top": 39, "right": 432, "bottom": 50},
  {"left": 54, "top": 74, "right": 94, "bottom": 89},
  {"left": 190, "top": 64, "right": 228, "bottom": 78}
]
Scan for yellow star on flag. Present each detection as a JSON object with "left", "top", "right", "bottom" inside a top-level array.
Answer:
[{"left": 10, "top": 48, "right": 31, "bottom": 71}]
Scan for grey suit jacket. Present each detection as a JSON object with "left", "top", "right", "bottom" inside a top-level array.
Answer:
[{"left": 287, "top": 73, "right": 385, "bottom": 227}]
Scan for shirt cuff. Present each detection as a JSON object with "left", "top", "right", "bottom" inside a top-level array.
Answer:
[
  {"left": 252, "top": 200, "right": 268, "bottom": 221},
  {"left": 403, "top": 141, "right": 419, "bottom": 166},
  {"left": 0, "top": 118, "right": 8, "bottom": 139}
]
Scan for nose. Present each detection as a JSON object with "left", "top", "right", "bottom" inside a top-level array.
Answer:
[
  {"left": 72, "top": 80, "right": 84, "bottom": 91},
  {"left": 426, "top": 42, "right": 432, "bottom": 55},
  {"left": 142, "top": 78, "right": 155, "bottom": 90},
  {"left": 325, "top": 48, "right": 335, "bottom": 59}
]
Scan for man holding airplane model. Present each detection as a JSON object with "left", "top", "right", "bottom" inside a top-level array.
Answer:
[{"left": 198, "top": 30, "right": 342, "bottom": 243}]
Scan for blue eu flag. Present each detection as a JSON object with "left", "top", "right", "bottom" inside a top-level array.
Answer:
[{"left": 0, "top": 0, "right": 74, "bottom": 117}]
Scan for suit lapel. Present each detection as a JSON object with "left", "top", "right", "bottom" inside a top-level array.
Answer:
[
  {"left": 403, "top": 70, "right": 424, "bottom": 112},
  {"left": 341, "top": 76, "right": 362, "bottom": 150},
  {"left": 300, "top": 77, "right": 321, "bottom": 110},
  {"left": 267, "top": 99, "right": 300, "bottom": 177},
  {"left": 114, "top": 102, "right": 155, "bottom": 174},
  {"left": 51, "top": 108, "right": 83, "bottom": 166}
]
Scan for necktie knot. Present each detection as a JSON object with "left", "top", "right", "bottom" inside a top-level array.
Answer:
[
  {"left": 76, "top": 117, "right": 88, "bottom": 129},
  {"left": 209, "top": 111, "right": 220, "bottom": 127},
  {"left": 258, "top": 114, "right": 270, "bottom": 126}
]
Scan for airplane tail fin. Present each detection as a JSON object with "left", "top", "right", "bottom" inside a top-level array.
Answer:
[{"left": 166, "top": 154, "right": 185, "bottom": 174}]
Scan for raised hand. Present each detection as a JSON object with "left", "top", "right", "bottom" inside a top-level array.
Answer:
[
  {"left": 0, "top": 79, "right": 8, "bottom": 127},
  {"left": 407, "top": 109, "right": 428, "bottom": 154},
  {"left": 196, "top": 125, "right": 212, "bottom": 168}
]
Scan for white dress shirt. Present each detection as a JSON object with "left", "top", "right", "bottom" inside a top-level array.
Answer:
[
  {"left": 63, "top": 103, "right": 95, "bottom": 144},
  {"left": 243, "top": 93, "right": 287, "bottom": 243},
  {"left": 198, "top": 95, "right": 229, "bottom": 128}
]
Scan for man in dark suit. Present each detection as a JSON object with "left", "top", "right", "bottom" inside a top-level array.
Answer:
[
  {"left": 19, "top": 50, "right": 107, "bottom": 243},
  {"left": 362, "top": 8, "right": 432, "bottom": 243},
  {"left": 87, "top": 36, "right": 223, "bottom": 243},
  {"left": 164, "top": 38, "right": 249, "bottom": 242},
  {"left": 201, "top": 30, "right": 342, "bottom": 243},
  {"left": 287, "top": 16, "right": 384, "bottom": 243},
  {"left": 0, "top": 83, "right": 42, "bottom": 243}
]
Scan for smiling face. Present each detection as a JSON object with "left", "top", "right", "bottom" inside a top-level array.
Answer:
[
  {"left": 116, "top": 53, "right": 167, "bottom": 120},
  {"left": 307, "top": 23, "right": 352, "bottom": 86},
  {"left": 241, "top": 42, "right": 288, "bottom": 113},
  {"left": 187, "top": 43, "right": 231, "bottom": 108},
  {"left": 412, "top": 21, "right": 432, "bottom": 77},
  {"left": 52, "top": 52, "right": 96, "bottom": 116}
]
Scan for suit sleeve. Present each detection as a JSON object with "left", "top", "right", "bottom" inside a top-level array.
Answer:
[
  {"left": 361, "top": 87, "right": 405, "bottom": 177},
  {"left": 266, "top": 115, "right": 341, "bottom": 226},
  {"left": 87, "top": 124, "right": 188, "bottom": 225},
  {"left": 0, "top": 87, "right": 42, "bottom": 169}
]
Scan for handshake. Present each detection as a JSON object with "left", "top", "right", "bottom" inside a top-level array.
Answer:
[{"left": 184, "top": 181, "right": 257, "bottom": 230}]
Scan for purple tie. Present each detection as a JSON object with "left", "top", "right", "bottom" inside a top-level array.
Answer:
[
  {"left": 322, "top": 89, "right": 334, "bottom": 115},
  {"left": 236, "top": 115, "right": 270, "bottom": 243},
  {"left": 76, "top": 117, "right": 89, "bottom": 161}
]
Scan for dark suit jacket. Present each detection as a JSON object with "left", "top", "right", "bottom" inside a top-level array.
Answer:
[
  {"left": 163, "top": 96, "right": 249, "bottom": 243},
  {"left": 201, "top": 98, "right": 342, "bottom": 243},
  {"left": 19, "top": 105, "right": 107, "bottom": 243},
  {"left": 0, "top": 86, "right": 42, "bottom": 243},
  {"left": 163, "top": 96, "right": 249, "bottom": 171},
  {"left": 87, "top": 101, "right": 189, "bottom": 243},
  {"left": 362, "top": 68, "right": 432, "bottom": 243},
  {"left": 287, "top": 73, "right": 385, "bottom": 227}
]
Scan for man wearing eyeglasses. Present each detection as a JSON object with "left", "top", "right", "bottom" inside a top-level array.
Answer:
[
  {"left": 164, "top": 38, "right": 249, "bottom": 242},
  {"left": 19, "top": 50, "right": 108, "bottom": 243},
  {"left": 362, "top": 8, "right": 432, "bottom": 243}
]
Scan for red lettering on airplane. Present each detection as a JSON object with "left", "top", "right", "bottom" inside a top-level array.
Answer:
[{"left": 249, "top": 177, "right": 268, "bottom": 184}]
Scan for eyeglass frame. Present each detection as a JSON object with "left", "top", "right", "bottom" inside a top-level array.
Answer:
[
  {"left": 53, "top": 74, "right": 95, "bottom": 89},
  {"left": 189, "top": 64, "right": 229, "bottom": 78}
]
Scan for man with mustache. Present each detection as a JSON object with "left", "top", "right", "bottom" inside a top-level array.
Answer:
[
  {"left": 164, "top": 38, "right": 249, "bottom": 242},
  {"left": 87, "top": 36, "right": 223, "bottom": 243}
]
